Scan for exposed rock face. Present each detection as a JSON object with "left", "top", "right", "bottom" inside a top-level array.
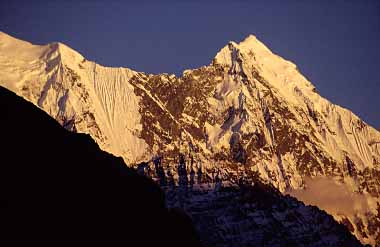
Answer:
[{"left": 0, "top": 32, "right": 379, "bottom": 245}]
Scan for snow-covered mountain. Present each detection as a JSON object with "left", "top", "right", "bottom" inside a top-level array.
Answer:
[
  {"left": 0, "top": 31, "right": 379, "bottom": 245},
  {"left": 1, "top": 84, "right": 362, "bottom": 246}
]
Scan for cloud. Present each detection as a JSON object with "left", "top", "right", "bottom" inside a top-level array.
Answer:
[{"left": 287, "top": 177, "right": 372, "bottom": 217}]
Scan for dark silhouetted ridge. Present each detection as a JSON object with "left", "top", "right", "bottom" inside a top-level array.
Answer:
[{"left": 0, "top": 86, "right": 200, "bottom": 247}]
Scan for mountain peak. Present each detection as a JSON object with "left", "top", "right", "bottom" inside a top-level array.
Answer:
[
  {"left": 213, "top": 34, "right": 272, "bottom": 65},
  {"left": 54, "top": 41, "right": 85, "bottom": 64},
  {"left": 0, "top": 31, "right": 84, "bottom": 64},
  {"left": 213, "top": 34, "right": 316, "bottom": 105},
  {"left": 239, "top": 34, "right": 273, "bottom": 55},
  {"left": 0, "top": 32, "right": 86, "bottom": 93},
  {"left": 243, "top": 34, "right": 258, "bottom": 40}
]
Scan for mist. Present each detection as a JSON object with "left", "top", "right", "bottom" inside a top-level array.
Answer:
[{"left": 288, "top": 177, "right": 374, "bottom": 217}]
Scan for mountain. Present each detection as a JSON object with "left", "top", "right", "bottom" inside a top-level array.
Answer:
[
  {"left": 0, "top": 86, "right": 201, "bottom": 247},
  {"left": 166, "top": 180, "right": 364, "bottom": 246},
  {"left": 0, "top": 31, "right": 379, "bottom": 245},
  {"left": 0, "top": 85, "right": 362, "bottom": 247}
]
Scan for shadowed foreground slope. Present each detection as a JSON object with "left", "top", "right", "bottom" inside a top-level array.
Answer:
[{"left": 0, "top": 86, "right": 200, "bottom": 247}]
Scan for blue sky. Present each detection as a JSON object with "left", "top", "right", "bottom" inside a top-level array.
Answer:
[{"left": 1, "top": 0, "right": 379, "bottom": 128}]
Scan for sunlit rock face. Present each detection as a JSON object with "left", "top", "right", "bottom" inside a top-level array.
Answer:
[{"left": 1, "top": 31, "right": 379, "bottom": 245}]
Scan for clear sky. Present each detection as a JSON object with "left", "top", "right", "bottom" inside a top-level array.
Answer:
[{"left": 1, "top": 0, "right": 379, "bottom": 128}]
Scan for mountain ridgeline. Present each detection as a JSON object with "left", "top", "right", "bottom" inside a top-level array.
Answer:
[{"left": 0, "top": 31, "right": 379, "bottom": 245}]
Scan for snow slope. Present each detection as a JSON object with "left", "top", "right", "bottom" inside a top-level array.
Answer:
[
  {"left": 0, "top": 31, "right": 149, "bottom": 163},
  {"left": 1, "top": 31, "right": 379, "bottom": 245}
]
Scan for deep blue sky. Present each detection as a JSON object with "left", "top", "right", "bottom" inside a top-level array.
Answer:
[{"left": 1, "top": 0, "right": 379, "bottom": 128}]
